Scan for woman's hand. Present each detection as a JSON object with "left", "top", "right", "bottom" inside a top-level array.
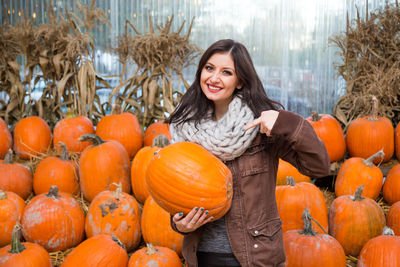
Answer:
[
  {"left": 243, "top": 110, "right": 279, "bottom": 136},
  {"left": 172, "top": 207, "right": 214, "bottom": 233}
]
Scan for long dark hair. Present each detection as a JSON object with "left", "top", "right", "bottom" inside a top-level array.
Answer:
[{"left": 166, "top": 39, "right": 283, "bottom": 125}]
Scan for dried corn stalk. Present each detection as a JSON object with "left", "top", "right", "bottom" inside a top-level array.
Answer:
[
  {"left": 111, "top": 14, "right": 202, "bottom": 127},
  {"left": 330, "top": 1, "right": 400, "bottom": 130}
]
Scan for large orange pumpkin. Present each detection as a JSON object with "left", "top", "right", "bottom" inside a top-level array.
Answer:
[
  {"left": 283, "top": 208, "right": 346, "bottom": 267},
  {"left": 128, "top": 243, "right": 181, "bottom": 267},
  {"left": 143, "top": 120, "right": 171, "bottom": 146},
  {"left": 276, "top": 159, "right": 311, "bottom": 185},
  {"left": 146, "top": 142, "right": 233, "bottom": 221},
  {"left": 396, "top": 123, "right": 400, "bottom": 161},
  {"left": 33, "top": 142, "right": 79, "bottom": 195},
  {"left": 85, "top": 184, "right": 141, "bottom": 251},
  {"left": 21, "top": 186, "right": 85, "bottom": 252},
  {"left": 382, "top": 164, "right": 400, "bottom": 204},
  {"left": 53, "top": 110, "right": 95, "bottom": 153},
  {"left": 346, "top": 96, "right": 394, "bottom": 164},
  {"left": 96, "top": 106, "right": 143, "bottom": 159},
  {"left": 78, "top": 134, "right": 131, "bottom": 202},
  {"left": 0, "top": 224, "right": 52, "bottom": 267},
  {"left": 13, "top": 116, "right": 52, "bottom": 159},
  {"left": 329, "top": 185, "right": 386, "bottom": 256},
  {"left": 306, "top": 112, "right": 346, "bottom": 163},
  {"left": 141, "top": 196, "right": 183, "bottom": 255},
  {"left": 357, "top": 227, "right": 400, "bottom": 267},
  {"left": 61, "top": 234, "right": 128, "bottom": 267},
  {"left": 0, "top": 190, "right": 25, "bottom": 247},
  {"left": 0, "top": 150, "right": 32, "bottom": 199},
  {"left": 276, "top": 177, "right": 328, "bottom": 234},
  {"left": 335, "top": 150, "right": 384, "bottom": 200},
  {"left": 386, "top": 201, "right": 400, "bottom": 236},
  {"left": 0, "top": 117, "right": 12, "bottom": 159}
]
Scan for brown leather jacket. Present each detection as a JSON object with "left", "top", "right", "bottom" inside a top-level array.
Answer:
[{"left": 175, "top": 110, "right": 330, "bottom": 267}]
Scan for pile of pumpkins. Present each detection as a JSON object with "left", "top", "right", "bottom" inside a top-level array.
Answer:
[{"left": 0, "top": 95, "right": 400, "bottom": 266}]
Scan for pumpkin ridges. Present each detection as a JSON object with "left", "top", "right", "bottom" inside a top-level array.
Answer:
[
  {"left": 143, "top": 120, "right": 171, "bottom": 146},
  {"left": 0, "top": 191, "right": 26, "bottom": 247},
  {"left": 395, "top": 123, "right": 400, "bottom": 160},
  {"left": 128, "top": 243, "right": 181, "bottom": 267},
  {"left": 382, "top": 164, "right": 400, "bottom": 204},
  {"left": 0, "top": 117, "right": 12, "bottom": 159},
  {"left": 387, "top": 201, "right": 400, "bottom": 236},
  {"left": 276, "top": 159, "right": 311, "bottom": 185}
]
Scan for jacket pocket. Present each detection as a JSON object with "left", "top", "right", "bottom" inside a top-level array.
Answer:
[
  {"left": 238, "top": 144, "right": 269, "bottom": 177},
  {"left": 248, "top": 218, "right": 282, "bottom": 240}
]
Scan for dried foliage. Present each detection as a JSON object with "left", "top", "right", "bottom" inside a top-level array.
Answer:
[
  {"left": 330, "top": 1, "right": 400, "bottom": 129},
  {"left": 111, "top": 14, "right": 202, "bottom": 126},
  {"left": 0, "top": 0, "right": 110, "bottom": 129}
]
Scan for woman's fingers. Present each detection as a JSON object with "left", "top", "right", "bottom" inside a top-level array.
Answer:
[{"left": 173, "top": 207, "right": 212, "bottom": 233}]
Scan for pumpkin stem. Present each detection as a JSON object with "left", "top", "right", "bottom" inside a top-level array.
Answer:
[
  {"left": 370, "top": 96, "right": 379, "bottom": 120},
  {"left": 9, "top": 223, "right": 26, "bottom": 254},
  {"left": 4, "top": 149, "right": 14, "bottom": 164},
  {"left": 78, "top": 134, "right": 105, "bottom": 146},
  {"left": 311, "top": 111, "right": 321, "bottom": 121},
  {"left": 112, "top": 182, "right": 123, "bottom": 197},
  {"left": 146, "top": 243, "right": 158, "bottom": 255},
  {"left": 111, "top": 104, "right": 122, "bottom": 115},
  {"left": 59, "top": 142, "right": 70, "bottom": 161},
  {"left": 363, "top": 149, "right": 384, "bottom": 167},
  {"left": 152, "top": 134, "right": 170, "bottom": 148},
  {"left": 0, "top": 190, "right": 7, "bottom": 200},
  {"left": 382, "top": 226, "right": 395, "bottom": 236},
  {"left": 111, "top": 236, "right": 126, "bottom": 250},
  {"left": 66, "top": 108, "right": 76, "bottom": 118},
  {"left": 299, "top": 208, "right": 317, "bottom": 236},
  {"left": 351, "top": 185, "right": 365, "bottom": 201},
  {"left": 286, "top": 176, "right": 296, "bottom": 186},
  {"left": 46, "top": 185, "right": 60, "bottom": 199}
]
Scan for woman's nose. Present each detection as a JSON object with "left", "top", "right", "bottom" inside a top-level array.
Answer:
[{"left": 210, "top": 72, "right": 220, "bottom": 83}]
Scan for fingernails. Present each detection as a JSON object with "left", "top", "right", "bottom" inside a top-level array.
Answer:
[
  {"left": 200, "top": 207, "right": 204, "bottom": 211},
  {"left": 179, "top": 212, "right": 183, "bottom": 216},
  {"left": 210, "top": 216, "right": 214, "bottom": 220},
  {"left": 241, "top": 128, "right": 245, "bottom": 131},
  {"left": 195, "top": 207, "right": 199, "bottom": 211}
]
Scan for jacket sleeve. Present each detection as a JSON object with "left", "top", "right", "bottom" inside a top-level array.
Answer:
[
  {"left": 170, "top": 215, "right": 189, "bottom": 235},
  {"left": 270, "top": 110, "right": 330, "bottom": 178}
]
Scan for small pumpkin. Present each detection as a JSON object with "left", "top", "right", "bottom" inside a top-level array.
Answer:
[
  {"left": 33, "top": 142, "right": 79, "bottom": 195},
  {"left": 386, "top": 201, "right": 400, "bottom": 236},
  {"left": 0, "top": 117, "right": 12, "bottom": 159},
  {"left": 128, "top": 243, "right": 181, "bottom": 267},
  {"left": 357, "top": 227, "right": 400, "bottom": 267},
  {"left": 53, "top": 109, "right": 95, "bottom": 153},
  {"left": 335, "top": 150, "right": 384, "bottom": 200},
  {"left": 143, "top": 120, "right": 171, "bottom": 147},
  {"left": 306, "top": 112, "right": 346, "bottom": 163},
  {"left": 146, "top": 142, "right": 233, "bottom": 221},
  {"left": 13, "top": 116, "right": 52, "bottom": 159},
  {"left": 141, "top": 196, "right": 184, "bottom": 255},
  {"left": 0, "top": 190, "right": 25, "bottom": 247},
  {"left": 0, "top": 150, "right": 32, "bottom": 199},
  {"left": 21, "top": 186, "right": 85, "bottom": 252},
  {"left": 276, "top": 158, "right": 311, "bottom": 185},
  {"left": 78, "top": 134, "right": 131, "bottom": 202},
  {"left": 283, "top": 208, "right": 346, "bottom": 267},
  {"left": 346, "top": 96, "right": 394, "bottom": 164},
  {"left": 382, "top": 164, "right": 400, "bottom": 205},
  {"left": 328, "top": 185, "right": 386, "bottom": 256},
  {"left": 61, "top": 234, "right": 128, "bottom": 267},
  {"left": 0, "top": 224, "right": 52, "bottom": 267},
  {"left": 85, "top": 184, "right": 141, "bottom": 251}
]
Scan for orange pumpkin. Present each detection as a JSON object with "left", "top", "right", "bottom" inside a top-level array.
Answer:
[
  {"left": 386, "top": 201, "right": 400, "bottom": 236},
  {"left": 13, "top": 116, "right": 52, "bottom": 159},
  {"left": 396, "top": 123, "right": 400, "bottom": 161},
  {"left": 276, "top": 159, "right": 311, "bottom": 185},
  {"left": 0, "top": 224, "right": 52, "bottom": 267},
  {"left": 96, "top": 106, "right": 143, "bottom": 159},
  {"left": 0, "top": 150, "right": 32, "bottom": 199},
  {"left": 146, "top": 142, "right": 233, "bottom": 221},
  {"left": 85, "top": 184, "right": 141, "bottom": 251},
  {"left": 21, "top": 186, "right": 85, "bottom": 252},
  {"left": 53, "top": 110, "right": 95, "bottom": 153},
  {"left": 346, "top": 96, "right": 394, "bottom": 164},
  {"left": 276, "top": 177, "right": 328, "bottom": 234},
  {"left": 33, "top": 142, "right": 79, "bottom": 195},
  {"left": 328, "top": 185, "right": 386, "bottom": 256},
  {"left": 382, "top": 164, "right": 400, "bottom": 204},
  {"left": 357, "top": 227, "right": 400, "bottom": 267},
  {"left": 335, "top": 150, "right": 384, "bottom": 200},
  {"left": 78, "top": 134, "right": 131, "bottom": 202},
  {"left": 144, "top": 120, "right": 171, "bottom": 146},
  {"left": 128, "top": 243, "right": 181, "bottom": 267},
  {"left": 0, "top": 191, "right": 25, "bottom": 247},
  {"left": 141, "top": 196, "right": 184, "bottom": 255},
  {"left": 61, "top": 234, "right": 128, "bottom": 267},
  {"left": 283, "top": 208, "right": 346, "bottom": 267},
  {"left": 306, "top": 112, "right": 346, "bottom": 163},
  {"left": 0, "top": 117, "right": 12, "bottom": 159}
]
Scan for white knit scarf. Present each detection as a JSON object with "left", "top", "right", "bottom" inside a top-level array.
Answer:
[{"left": 170, "top": 97, "right": 259, "bottom": 161}]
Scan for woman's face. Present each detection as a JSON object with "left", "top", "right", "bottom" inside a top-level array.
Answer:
[{"left": 200, "top": 52, "right": 242, "bottom": 110}]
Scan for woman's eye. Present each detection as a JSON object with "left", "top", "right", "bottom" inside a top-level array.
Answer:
[
  {"left": 223, "top": 70, "right": 233, "bottom": 75},
  {"left": 205, "top": 65, "right": 213, "bottom": 71}
]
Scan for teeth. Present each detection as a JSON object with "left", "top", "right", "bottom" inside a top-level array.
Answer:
[{"left": 209, "top": 85, "right": 221, "bottom": 90}]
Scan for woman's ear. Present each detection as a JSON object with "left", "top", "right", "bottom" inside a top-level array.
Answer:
[{"left": 236, "top": 84, "right": 243, "bottom": 90}]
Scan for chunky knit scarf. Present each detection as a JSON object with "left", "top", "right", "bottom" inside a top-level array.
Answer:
[{"left": 170, "top": 97, "right": 259, "bottom": 161}]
